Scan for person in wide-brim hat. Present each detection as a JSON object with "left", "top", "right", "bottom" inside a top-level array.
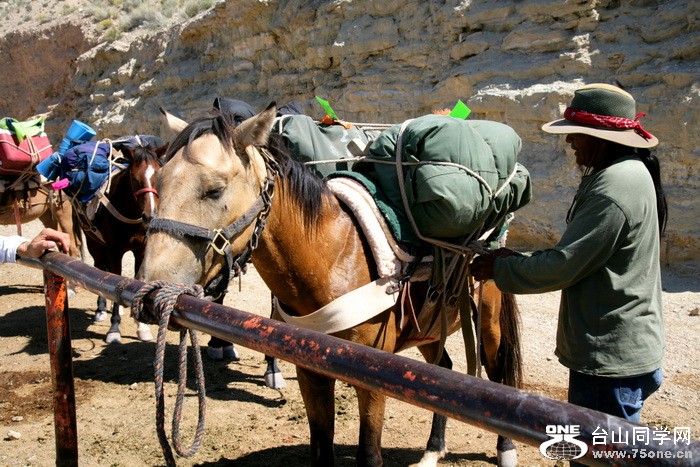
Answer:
[
  {"left": 541, "top": 82, "right": 658, "bottom": 148},
  {"left": 471, "top": 82, "right": 668, "bottom": 441}
]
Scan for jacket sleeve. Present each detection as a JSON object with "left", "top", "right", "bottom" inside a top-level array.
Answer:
[
  {"left": 0, "top": 235, "right": 28, "bottom": 264},
  {"left": 493, "top": 193, "right": 629, "bottom": 294}
]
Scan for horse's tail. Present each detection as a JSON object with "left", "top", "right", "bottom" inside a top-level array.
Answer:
[{"left": 496, "top": 291, "right": 523, "bottom": 389}]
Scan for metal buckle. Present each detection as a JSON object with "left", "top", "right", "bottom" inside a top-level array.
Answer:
[{"left": 210, "top": 229, "right": 230, "bottom": 256}]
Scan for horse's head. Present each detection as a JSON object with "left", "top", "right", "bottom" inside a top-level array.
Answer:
[
  {"left": 120, "top": 142, "right": 168, "bottom": 223},
  {"left": 137, "top": 104, "right": 277, "bottom": 293}
]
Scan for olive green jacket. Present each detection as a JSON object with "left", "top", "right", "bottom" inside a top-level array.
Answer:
[{"left": 494, "top": 156, "right": 664, "bottom": 377}]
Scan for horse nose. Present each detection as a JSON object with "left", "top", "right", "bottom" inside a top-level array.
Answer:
[{"left": 142, "top": 212, "right": 154, "bottom": 224}]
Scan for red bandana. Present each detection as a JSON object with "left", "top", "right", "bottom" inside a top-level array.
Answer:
[{"left": 564, "top": 107, "right": 654, "bottom": 141}]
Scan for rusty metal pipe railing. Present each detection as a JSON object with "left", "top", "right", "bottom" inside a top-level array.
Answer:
[
  {"left": 43, "top": 268, "right": 78, "bottom": 467},
  {"left": 22, "top": 252, "right": 700, "bottom": 466}
]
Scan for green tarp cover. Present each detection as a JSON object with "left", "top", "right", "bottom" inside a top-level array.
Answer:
[
  {"left": 354, "top": 115, "right": 532, "bottom": 239},
  {"left": 271, "top": 115, "right": 380, "bottom": 178}
]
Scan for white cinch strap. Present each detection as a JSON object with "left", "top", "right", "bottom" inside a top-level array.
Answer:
[{"left": 275, "top": 277, "right": 400, "bottom": 334}]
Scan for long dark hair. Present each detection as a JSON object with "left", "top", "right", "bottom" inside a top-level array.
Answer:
[
  {"left": 637, "top": 148, "right": 668, "bottom": 235},
  {"left": 606, "top": 143, "right": 668, "bottom": 235}
]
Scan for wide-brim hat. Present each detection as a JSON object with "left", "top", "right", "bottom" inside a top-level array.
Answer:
[{"left": 542, "top": 83, "right": 658, "bottom": 148}]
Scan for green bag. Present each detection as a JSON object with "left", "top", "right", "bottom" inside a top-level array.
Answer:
[
  {"left": 271, "top": 115, "right": 380, "bottom": 178},
  {"left": 360, "top": 115, "right": 531, "bottom": 239}
]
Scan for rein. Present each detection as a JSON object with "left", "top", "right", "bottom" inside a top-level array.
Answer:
[
  {"left": 148, "top": 160, "right": 276, "bottom": 299},
  {"left": 100, "top": 161, "right": 160, "bottom": 225}
]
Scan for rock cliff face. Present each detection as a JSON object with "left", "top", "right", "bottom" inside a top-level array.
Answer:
[{"left": 2, "top": 0, "right": 699, "bottom": 272}]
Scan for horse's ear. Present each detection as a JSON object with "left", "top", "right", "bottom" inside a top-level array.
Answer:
[
  {"left": 160, "top": 107, "right": 188, "bottom": 141},
  {"left": 119, "top": 145, "right": 135, "bottom": 161},
  {"left": 154, "top": 143, "right": 169, "bottom": 158},
  {"left": 234, "top": 102, "right": 277, "bottom": 148}
]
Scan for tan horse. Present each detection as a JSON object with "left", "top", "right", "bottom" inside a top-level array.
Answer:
[
  {"left": 138, "top": 106, "right": 522, "bottom": 466},
  {"left": 0, "top": 181, "right": 82, "bottom": 259}
]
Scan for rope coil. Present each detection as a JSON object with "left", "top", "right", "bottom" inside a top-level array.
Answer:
[{"left": 132, "top": 281, "right": 208, "bottom": 466}]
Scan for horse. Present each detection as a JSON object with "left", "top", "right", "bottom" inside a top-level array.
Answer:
[
  {"left": 138, "top": 106, "right": 522, "bottom": 466},
  {"left": 0, "top": 178, "right": 82, "bottom": 260},
  {"left": 79, "top": 139, "right": 167, "bottom": 344},
  {"left": 161, "top": 104, "right": 286, "bottom": 389}
]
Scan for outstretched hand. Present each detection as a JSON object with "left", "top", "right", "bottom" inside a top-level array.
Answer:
[
  {"left": 16, "top": 228, "right": 70, "bottom": 258},
  {"left": 470, "top": 248, "right": 518, "bottom": 281}
]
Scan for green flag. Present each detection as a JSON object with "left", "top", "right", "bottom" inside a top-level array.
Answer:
[
  {"left": 449, "top": 100, "right": 471, "bottom": 119},
  {"left": 315, "top": 96, "right": 339, "bottom": 121}
]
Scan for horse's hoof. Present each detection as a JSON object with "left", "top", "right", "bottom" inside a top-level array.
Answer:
[
  {"left": 94, "top": 311, "right": 109, "bottom": 322},
  {"left": 263, "top": 370, "right": 287, "bottom": 390},
  {"left": 410, "top": 448, "right": 447, "bottom": 467},
  {"left": 105, "top": 332, "right": 122, "bottom": 344},
  {"left": 222, "top": 345, "right": 239, "bottom": 361},
  {"left": 136, "top": 325, "right": 153, "bottom": 342},
  {"left": 206, "top": 346, "right": 224, "bottom": 360},
  {"left": 497, "top": 448, "right": 517, "bottom": 467}
]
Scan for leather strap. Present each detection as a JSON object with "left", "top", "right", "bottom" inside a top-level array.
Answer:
[{"left": 275, "top": 277, "right": 400, "bottom": 334}]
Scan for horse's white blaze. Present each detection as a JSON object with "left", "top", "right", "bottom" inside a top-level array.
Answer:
[
  {"left": 143, "top": 165, "right": 158, "bottom": 217},
  {"left": 144, "top": 165, "right": 156, "bottom": 180}
]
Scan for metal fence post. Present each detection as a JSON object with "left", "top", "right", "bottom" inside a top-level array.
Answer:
[{"left": 43, "top": 268, "right": 78, "bottom": 466}]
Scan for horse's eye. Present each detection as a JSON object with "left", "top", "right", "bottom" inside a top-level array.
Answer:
[{"left": 203, "top": 187, "right": 224, "bottom": 200}]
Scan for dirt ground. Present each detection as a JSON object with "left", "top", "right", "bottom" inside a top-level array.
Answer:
[{"left": 0, "top": 220, "right": 698, "bottom": 467}]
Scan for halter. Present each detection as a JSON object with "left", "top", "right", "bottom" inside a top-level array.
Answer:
[
  {"left": 147, "top": 156, "right": 277, "bottom": 300},
  {"left": 134, "top": 187, "right": 159, "bottom": 198}
]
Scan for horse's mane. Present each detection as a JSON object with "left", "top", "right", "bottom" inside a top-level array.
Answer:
[
  {"left": 131, "top": 144, "right": 161, "bottom": 165},
  {"left": 266, "top": 133, "right": 330, "bottom": 229},
  {"left": 166, "top": 113, "right": 329, "bottom": 229},
  {"left": 165, "top": 113, "right": 237, "bottom": 163}
]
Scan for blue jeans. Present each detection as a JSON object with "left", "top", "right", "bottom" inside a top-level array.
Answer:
[{"left": 568, "top": 368, "right": 663, "bottom": 422}]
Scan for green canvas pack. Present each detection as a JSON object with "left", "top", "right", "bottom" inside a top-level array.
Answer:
[
  {"left": 271, "top": 115, "right": 381, "bottom": 178},
  {"left": 358, "top": 115, "right": 531, "bottom": 239}
]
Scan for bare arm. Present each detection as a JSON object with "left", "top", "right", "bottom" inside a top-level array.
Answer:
[{"left": 16, "top": 228, "right": 70, "bottom": 258}]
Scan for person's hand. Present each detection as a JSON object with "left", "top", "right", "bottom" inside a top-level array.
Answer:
[
  {"left": 470, "top": 248, "right": 518, "bottom": 281},
  {"left": 16, "top": 228, "right": 70, "bottom": 258}
]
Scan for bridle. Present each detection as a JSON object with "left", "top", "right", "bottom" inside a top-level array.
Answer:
[{"left": 147, "top": 153, "right": 277, "bottom": 300}]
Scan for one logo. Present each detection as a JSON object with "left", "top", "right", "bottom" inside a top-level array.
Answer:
[{"left": 540, "top": 425, "right": 589, "bottom": 461}]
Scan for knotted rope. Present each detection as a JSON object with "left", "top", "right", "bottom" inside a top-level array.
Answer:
[{"left": 131, "top": 281, "right": 207, "bottom": 467}]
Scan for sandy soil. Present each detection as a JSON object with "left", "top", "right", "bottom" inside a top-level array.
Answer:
[{"left": 0, "top": 219, "right": 698, "bottom": 466}]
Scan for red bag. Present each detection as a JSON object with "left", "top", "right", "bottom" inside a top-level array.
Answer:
[{"left": 0, "top": 119, "right": 54, "bottom": 174}]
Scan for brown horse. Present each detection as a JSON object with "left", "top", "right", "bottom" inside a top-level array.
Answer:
[
  {"left": 0, "top": 179, "right": 82, "bottom": 259},
  {"left": 138, "top": 106, "right": 522, "bottom": 466},
  {"left": 80, "top": 139, "right": 167, "bottom": 343}
]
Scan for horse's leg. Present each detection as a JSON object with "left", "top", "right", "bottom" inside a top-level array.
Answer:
[
  {"left": 354, "top": 386, "right": 386, "bottom": 466},
  {"left": 297, "top": 366, "right": 336, "bottom": 466},
  {"left": 264, "top": 354, "right": 286, "bottom": 389},
  {"left": 410, "top": 343, "right": 452, "bottom": 467},
  {"left": 478, "top": 281, "right": 522, "bottom": 467},
  {"left": 95, "top": 296, "right": 109, "bottom": 322},
  {"left": 104, "top": 260, "right": 124, "bottom": 344},
  {"left": 264, "top": 295, "right": 286, "bottom": 389},
  {"left": 206, "top": 295, "right": 239, "bottom": 360},
  {"left": 39, "top": 204, "right": 78, "bottom": 297},
  {"left": 131, "top": 250, "right": 153, "bottom": 342},
  {"left": 86, "top": 245, "right": 114, "bottom": 324},
  {"left": 105, "top": 299, "right": 123, "bottom": 344}
]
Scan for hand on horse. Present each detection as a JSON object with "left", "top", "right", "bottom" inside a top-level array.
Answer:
[
  {"left": 17, "top": 228, "right": 70, "bottom": 258},
  {"left": 470, "top": 248, "right": 518, "bottom": 282}
]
